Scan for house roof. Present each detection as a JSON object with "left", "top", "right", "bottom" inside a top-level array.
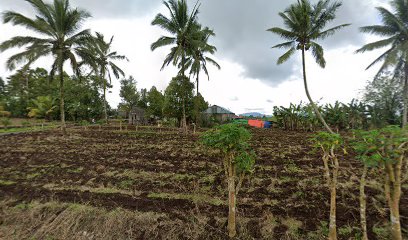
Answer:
[{"left": 203, "top": 105, "right": 235, "bottom": 115}]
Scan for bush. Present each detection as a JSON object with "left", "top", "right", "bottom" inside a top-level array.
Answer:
[{"left": 1, "top": 118, "right": 11, "bottom": 129}]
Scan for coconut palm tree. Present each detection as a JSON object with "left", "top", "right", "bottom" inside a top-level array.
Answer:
[
  {"left": 78, "top": 32, "right": 127, "bottom": 123},
  {"left": 268, "top": 0, "right": 350, "bottom": 134},
  {"left": 0, "top": 0, "right": 91, "bottom": 135},
  {"left": 356, "top": 0, "right": 408, "bottom": 128},
  {"left": 151, "top": 0, "right": 200, "bottom": 132},
  {"left": 186, "top": 24, "right": 221, "bottom": 95}
]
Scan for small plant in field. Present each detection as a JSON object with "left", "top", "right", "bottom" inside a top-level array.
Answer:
[
  {"left": 1, "top": 118, "right": 11, "bottom": 129},
  {"left": 0, "top": 106, "right": 11, "bottom": 118},
  {"left": 352, "top": 126, "right": 407, "bottom": 240},
  {"left": 311, "top": 132, "right": 343, "bottom": 240},
  {"left": 21, "top": 120, "right": 31, "bottom": 128},
  {"left": 80, "top": 120, "right": 90, "bottom": 130},
  {"left": 351, "top": 129, "right": 382, "bottom": 240},
  {"left": 201, "top": 123, "right": 256, "bottom": 238}
]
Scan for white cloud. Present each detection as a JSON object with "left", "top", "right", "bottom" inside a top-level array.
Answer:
[{"left": 0, "top": 0, "right": 390, "bottom": 115}]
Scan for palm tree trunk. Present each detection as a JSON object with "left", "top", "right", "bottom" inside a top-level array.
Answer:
[
  {"left": 196, "top": 74, "right": 199, "bottom": 95},
  {"left": 402, "top": 63, "right": 408, "bottom": 127},
  {"left": 58, "top": 53, "right": 66, "bottom": 136},
  {"left": 181, "top": 52, "right": 187, "bottom": 133},
  {"left": 301, "top": 49, "right": 334, "bottom": 134},
  {"left": 102, "top": 71, "right": 108, "bottom": 124}
]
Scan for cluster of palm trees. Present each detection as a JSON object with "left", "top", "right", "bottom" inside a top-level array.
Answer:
[
  {"left": 0, "top": 0, "right": 127, "bottom": 135},
  {"left": 270, "top": 0, "right": 408, "bottom": 135},
  {"left": 150, "top": 0, "right": 220, "bottom": 132}
]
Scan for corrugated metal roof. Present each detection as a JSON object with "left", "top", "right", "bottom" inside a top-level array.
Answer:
[{"left": 203, "top": 105, "right": 234, "bottom": 114}]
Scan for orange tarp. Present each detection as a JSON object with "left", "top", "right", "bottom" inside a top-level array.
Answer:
[{"left": 248, "top": 119, "right": 264, "bottom": 128}]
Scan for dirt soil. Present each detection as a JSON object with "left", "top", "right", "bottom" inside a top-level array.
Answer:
[{"left": 0, "top": 126, "right": 407, "bottom": 239}]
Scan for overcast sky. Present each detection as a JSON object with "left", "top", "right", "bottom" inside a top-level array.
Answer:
[{"left": 0, "top": 0, "right": 390, "bottom": 114}]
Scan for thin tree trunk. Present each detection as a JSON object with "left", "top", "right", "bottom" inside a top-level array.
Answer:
[
  {"left": 227, "top": 158, "right": 237, "bottom": 238},
  {"left": 403, "top": 63, "right": 408, "bottom": 127},
  {"left": 360, "top": 165, "right": 368, "bottom": 240},
  {"left": 182, "top": 98, "right": 187, "bottom": 134},
  {"left": 329, "top": 151, "right": 339, "bottom": 240},
  {"left": 102, "top": 71, "right": 108, "bottom": 124},
  {"left": 58, "top": 53, "right": 66, "bottom": 136},
  {"left": 385, "top": 162, "right": 403, "bottom": 240},
  {"left": 301, "top": 49, "right": 334, "bottom": 134},
  {"left": 196, "top": 74, "right": 199, "bottom": 95}
]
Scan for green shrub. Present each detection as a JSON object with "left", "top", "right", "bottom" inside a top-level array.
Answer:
[{"left": 1, "top": 118, "right": 11, "bottom": 129}]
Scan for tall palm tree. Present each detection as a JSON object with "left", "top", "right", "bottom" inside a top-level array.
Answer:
[
  {"left": 0, "top": 0, "right": 91, "bottom": 135},
  {"left": 356, "top": 0, "right": 408, "bottom": 128},
  {"left": 151, "top": 0, "right": 200, "bottom": 132},
  {"left": 268, "top": 0, "right": 349, "bottom": 134},
  {"left": 78, "top": 32, "right": 127, "bottom": 123},
  {"left": 186, "top": 24, "right": 220, "bottom": 95}
]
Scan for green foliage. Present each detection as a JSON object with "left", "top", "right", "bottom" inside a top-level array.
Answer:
[
  {"left": 363, "top": 73, "right": 402, "bottom": 127},
  {"left": 268, "top": 0, "right": 349, "bottom": 67},
  {"left": 118, "top": 76, "right": 139, "bottom": 114},
  {"left": 146, "top": 86, "right": 164, "bottom": 118},
  {"left": 1, "top": 118, "right": 11, "bottom": 128},
  {"left": 357, "top": 0, "right": 408, "bottom": 78},
  {"left": 27, "top": 96, "right": 56, "bottom": 119},
  {"left": 311, "top": 131, "right": 343, "bottom": 153},
  {"left": 192, "top": 93, "right": 209, "bottom": 125},
  {"left": 79, "top": 120, "right": 90, "bottom": 126},
  {"left": 0, "top": 106, "right": 11, "bottom": 118},
  {"left": 201, "top": 124, "right": 255, "bottom": 173},
  {"left": 163, "top": 75, "right": 194, "bottom": 122},
  {"left": 151, "top": 0, "right": 200, "bottom": 74},
  {"left": 352, "top": 126, "right": 408, "bottom": 167}
]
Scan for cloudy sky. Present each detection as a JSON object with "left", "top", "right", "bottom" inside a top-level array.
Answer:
[{"left": 0, "top": 0, "right": 391, "bottom": 114}]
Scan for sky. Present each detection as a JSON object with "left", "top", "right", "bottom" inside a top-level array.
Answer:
[{"left": 0, "top": 0, "right": 391, "bottom": 115}]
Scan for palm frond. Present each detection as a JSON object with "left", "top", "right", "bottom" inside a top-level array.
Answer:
[{"left": 277, "top": 47, "right": 296, "bottom": 65}]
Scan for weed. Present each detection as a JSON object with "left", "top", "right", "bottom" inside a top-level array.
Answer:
[{"left": 0, "top": 179, "right": 16, "bottom": 186}]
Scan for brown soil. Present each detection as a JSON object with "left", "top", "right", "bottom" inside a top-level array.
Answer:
[{"left": 0, "top": 126, "right": 407, "bottom": 239}]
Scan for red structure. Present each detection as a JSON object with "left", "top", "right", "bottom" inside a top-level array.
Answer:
[{"left": 248, "top": 119, "right": 264, "bottom": 128}]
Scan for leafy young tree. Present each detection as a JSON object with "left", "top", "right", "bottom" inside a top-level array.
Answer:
[
  {"left": 311, "top": 132, "right": 343, "bottom": 240},
  {"left": 119, "top": 76, "right": 139, "bottom": 117},
  {"left": 163, "top": 75, "right": 194, "bottom": 128},
  {"left": 146, "top": 86, "right": 164, "bottom": 119},
  {"left": 78, "top": 32, "right": 127, "bottom": 123},
  {"left": 351, "top": 130, "right": 383, "bottom": 240},
  {"left": 137, "top": 88, "right": 148, "bottom": 110},
  {"left": 268, "top": 0, "right": 350, "bottom": 134},
  {"left": 201, "top": 124, "right": 256, "bottom": 238},
  {"left": 356, "top": 0, "right": 408, "bottom": 127},
  {"left": 0, "top": 0, "right": 92, "bottom": 135},
  {"left": 27, "top": 95, "right": 56, "bottom": 120},
  {"left": 192, "top": 93, "right": 208, "bottom": 125},
  {"left": 363, "top": 73, "right": 402, "bottom": 127}
]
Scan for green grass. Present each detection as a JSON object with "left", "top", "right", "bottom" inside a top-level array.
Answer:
[
  {"left": 0, "top": 125, "right": 58, "bottom": 134},
  {"left": 0, "top": 179, "right": 16, "bottom": 186}
]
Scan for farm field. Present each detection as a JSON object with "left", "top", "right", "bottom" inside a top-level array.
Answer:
[{"left": 0, "top": 127, "right": 407, "bottom": 239}]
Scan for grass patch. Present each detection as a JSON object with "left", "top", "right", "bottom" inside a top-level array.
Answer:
[
  {"left": 67, "top": 167, "right": 84, "bottom": 173},
  {"left": 26, "top": 172, "right": 41, "bottom": 179},
  {"left": 0, "top": 179, "right": 16, "bottom": 186}
]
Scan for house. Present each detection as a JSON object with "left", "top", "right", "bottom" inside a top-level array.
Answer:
[
  {"left": 128, "top": 106, "right": 145, "bottom": 125},
  {"left": 202, "top": 105, "right": 236, "bottom": 122}
]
